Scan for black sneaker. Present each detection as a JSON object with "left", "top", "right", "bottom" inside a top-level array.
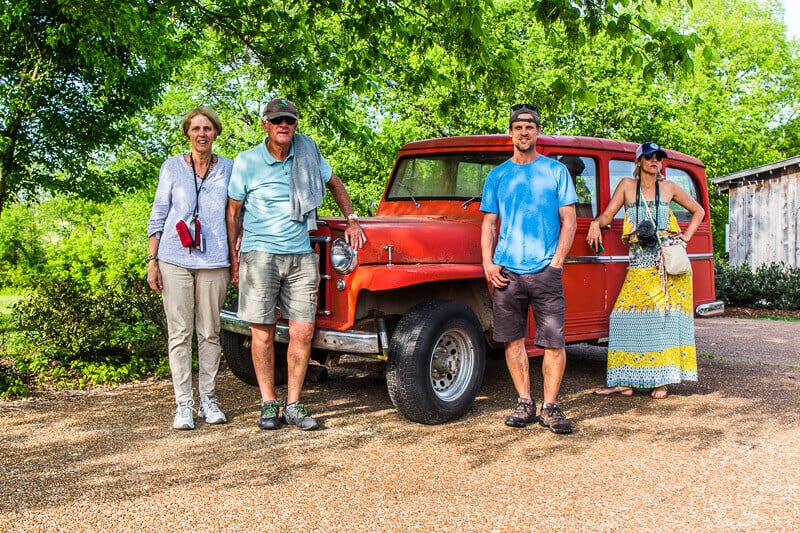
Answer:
[
  {"left": 505, "top": 398, "right": 538, "bottom": 427},
  {"left": 539, "top": 402, "right": 573, "bottom": 434},
  {"left": 283, "top": 401, "right": 320, "bottom": 431},
  {"left": 258, "top": 400, "right": 281, "bottom": 430}
]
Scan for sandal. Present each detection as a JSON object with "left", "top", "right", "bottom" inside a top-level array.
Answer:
[
  {"left": 651, "top": 385, "right": 668, "bottom": 399},
  {"left": 594, "top": 386, "right": 634, "bottom": 396}
]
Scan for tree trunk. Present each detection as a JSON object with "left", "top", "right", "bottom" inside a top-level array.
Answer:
[{"left": 0, "top": 157, "right": 7, "bottom": 220}]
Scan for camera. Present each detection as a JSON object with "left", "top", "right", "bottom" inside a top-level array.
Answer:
[{"left": 636, "top": 219, "right": 658, "bottom": 249}]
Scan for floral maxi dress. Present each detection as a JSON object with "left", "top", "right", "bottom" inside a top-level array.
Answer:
[{"left": 606, "top": 200, "right": 698, "bottom": 389}]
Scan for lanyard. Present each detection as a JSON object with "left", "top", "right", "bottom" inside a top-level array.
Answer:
[
  {"left": 189, "top": 153, "right": 212, "bottom": 220},
  {"left": 636, "top": 178, "right": 660, "bottom": 228}
]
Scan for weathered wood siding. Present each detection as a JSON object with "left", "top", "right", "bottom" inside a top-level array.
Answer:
[{"left": 727, "top": 169, "right": 800, "bottom": 268}]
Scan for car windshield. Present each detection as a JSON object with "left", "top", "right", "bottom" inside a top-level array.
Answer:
[{"left": 386, "top": 153, "right": 508, "bottom": 200}]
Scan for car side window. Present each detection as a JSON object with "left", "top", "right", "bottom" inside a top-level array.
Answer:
[
  {"left": 610, "top": 159, "right": 635, "bottom": 219},
  {"left": 555, "top": 155, "right": 597, "bottom": 218},
  {"left": 665, "top": 168, "right": 700, "bottom": 222}
]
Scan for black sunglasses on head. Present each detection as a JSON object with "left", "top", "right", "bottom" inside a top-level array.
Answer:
[
  {"left": 268, "top": 116, "right": 297, "bottom": 125},
  {"left": 512, "top": 103, "right": 539, "bottom": 112},
  {"left": 643, "top": 153, "right": 664, "bottom": 161}
]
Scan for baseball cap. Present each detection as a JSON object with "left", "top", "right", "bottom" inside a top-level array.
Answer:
[
  {"left": 509, "top": 104, "right": 541, "bottom": 126},
  {"left": 262, "top": 98, "right": 298, "bottom": 121},
  {"left": 635, "top": 141, "right": 667, "bottom": 160}
]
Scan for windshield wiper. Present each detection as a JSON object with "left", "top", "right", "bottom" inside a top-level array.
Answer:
[
  {"left": 461, "top": 196, "right": 479, "bottom": 209},
  {"left": 397, "top": 183, "right": 421, "bottom": 208}
]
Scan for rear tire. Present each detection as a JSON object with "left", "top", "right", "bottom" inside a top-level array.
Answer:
[{"left": 386, "top": 299, "right": 486, "bottom": 424}]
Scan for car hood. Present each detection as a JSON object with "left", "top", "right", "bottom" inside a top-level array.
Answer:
[{"left": 320, "top": 216, "right": 483, "bottom": 265}]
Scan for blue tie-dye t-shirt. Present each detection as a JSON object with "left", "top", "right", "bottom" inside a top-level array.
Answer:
[{"left": 480, "top": 155, "right": 577, "bottom": 274}]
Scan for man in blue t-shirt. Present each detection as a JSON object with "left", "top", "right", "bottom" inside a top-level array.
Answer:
[
  {"left": 227, "top": 98, "right": 366, "bottom": 431},
  {"left": 480, "top": 104, "right": 577, "bottom": 434}
]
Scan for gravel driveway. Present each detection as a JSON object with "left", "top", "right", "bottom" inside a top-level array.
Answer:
[{"left": 1, "top": 316, "right": 798, "bottom": 531}]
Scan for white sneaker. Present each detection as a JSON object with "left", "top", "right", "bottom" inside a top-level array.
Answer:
[
  {"left": 173, "top": 399, "right": 195, "bottom": 430},
  {"left": 199, "top": 396, "right": 227, "bottom": 424}
]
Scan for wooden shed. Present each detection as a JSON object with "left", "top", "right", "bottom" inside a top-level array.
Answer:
[{"left": 712, "top": 156, "right": 800, "bottom": 268}]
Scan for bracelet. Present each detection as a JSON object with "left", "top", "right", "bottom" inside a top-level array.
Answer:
[
  {"left": 145, "top": 254, "right": 158, "bottom": 264},
  {"left": 346, "top": 213, "right": 359, "bottom": 221}
]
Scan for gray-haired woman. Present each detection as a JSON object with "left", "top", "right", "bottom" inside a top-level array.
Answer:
[{"left": 147, "top": 106, "right": 233, "bottom": 429}]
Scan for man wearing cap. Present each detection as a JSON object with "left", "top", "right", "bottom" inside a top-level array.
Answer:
[
  {"left": 480, "top": 104, "right": 578, "bottom": 434},
  {"left": 227, "top": 98, "right": 366, "bottom": 431}
]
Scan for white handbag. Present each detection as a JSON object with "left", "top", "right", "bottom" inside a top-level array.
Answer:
[{"left": 661, "top": 240, "right": 691, "bottom": 275}]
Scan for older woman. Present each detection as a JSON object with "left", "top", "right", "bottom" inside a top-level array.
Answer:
[
  {"left": 147, "top": 107, "right": 233, "bottom": 429},
  {"left": 588, "top": 142, "right": 704, "bottom": 399}
]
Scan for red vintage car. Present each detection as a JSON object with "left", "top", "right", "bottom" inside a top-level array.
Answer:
[{"left": 221, "top": 135, "right": 723, "bottom": 424}]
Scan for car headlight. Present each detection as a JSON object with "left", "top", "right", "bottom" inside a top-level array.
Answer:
[{"left": 330, "top": 237, "right": 358, "bottom": 274}]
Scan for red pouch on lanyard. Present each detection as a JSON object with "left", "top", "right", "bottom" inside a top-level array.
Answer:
[{"left": 176, "top": 220, "right": 194, "bottom": 247}]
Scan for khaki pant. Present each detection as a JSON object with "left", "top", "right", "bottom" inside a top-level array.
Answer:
[{"left": 159, "top": 261, "right": 230, "bottom": 404}]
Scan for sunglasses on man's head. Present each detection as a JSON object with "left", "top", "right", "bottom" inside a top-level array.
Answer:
[
  {"left": 643, "top": 153, "right": 664, "bottom": 161},
  {"left": 268, "top": 117, "right": 297, "bottom": 125},
  {"left": 512, "top": 103, "right": 539, "bottom": 112}
]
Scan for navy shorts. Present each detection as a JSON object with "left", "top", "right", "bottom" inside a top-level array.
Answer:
[{"left": 492, "top": 265, "right": 566, "bottom": 348}]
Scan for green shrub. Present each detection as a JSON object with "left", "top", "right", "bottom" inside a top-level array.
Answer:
[
  {"left": 0, "top": 192, "right": 173, "bottom": 397},
  {"left": 0, "top": 368, "right": 29, "bottom": 398},
  {"left": 714, "top": 261, "right": 757, "bottom": 307},
  {"left": 715, "top": 260, "right": 800, "bottom": 310},
  {"left": 2, "top": 273, "right": 168, "bottom": 396},
  {"left": 755, "top": 262, "right": 800, "bottom": 310},
  {"left": 13, "top": 275, "right": 165, "bottom": 363}
]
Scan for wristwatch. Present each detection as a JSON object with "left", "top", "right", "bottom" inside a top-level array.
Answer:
[
  {"left": 144, "top": 254, "right": 158, "bottom": 264},
  {"left": 347, "top": 213, "right": 359, "bottom": 221}
]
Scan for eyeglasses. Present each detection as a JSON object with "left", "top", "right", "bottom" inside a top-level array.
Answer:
[
  {"left": 643, "top": 153, "right": 664, "bottom": 161},
  {"left": 512, "top": 103, "right": 539, "bottom": 112},
  {"left": 267, "top": 117, "right": 297, "bottom": 125}
]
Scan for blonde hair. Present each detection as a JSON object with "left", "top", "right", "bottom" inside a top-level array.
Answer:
[{"left": 181, "top": 106, "right": 223, "bottom": 137}]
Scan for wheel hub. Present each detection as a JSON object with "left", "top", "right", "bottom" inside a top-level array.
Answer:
[{"left": 429, "top": 331, "right": 473, "bottom": 399}]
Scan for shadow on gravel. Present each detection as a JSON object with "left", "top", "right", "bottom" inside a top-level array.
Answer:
[{"left": 2, "top": 340, "right": 798, "bottom": 515}]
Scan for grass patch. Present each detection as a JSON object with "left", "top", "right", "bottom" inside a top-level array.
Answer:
[
  {"left": 0, "top": 293, "right": 22, "bottom": 338},
  {"left": 0, "top": 294, "right": 23, "bottom": 316},
  {"left": 729, "top": 313, "right": 800, "bottom": 322},
  {"left": 725, "top": 306, "right": 800, "bottom": 321}
]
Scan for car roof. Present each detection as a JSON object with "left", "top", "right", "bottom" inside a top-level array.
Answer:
[{"left": 398, "top": 135, "right": 705, "bottom": 168}]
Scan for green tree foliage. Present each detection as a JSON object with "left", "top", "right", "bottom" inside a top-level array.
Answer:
[
  {"left": 0, "top": 0, "right": 192, "bottom": 217},
  {"left": 0, "top": 0, "right": 710, "bottom": 221},
  {"left": 0, "top": 203, "right": 44, "bottom": 287},
  {"left": 25, "top": 192, "right": 152, "bottom": 291}
]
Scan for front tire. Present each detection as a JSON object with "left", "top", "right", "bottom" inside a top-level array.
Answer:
[{"left": 386, "top": 300, "right": 486, "bottom": 424}]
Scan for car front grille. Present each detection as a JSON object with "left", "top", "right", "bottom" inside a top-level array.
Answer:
[{"left": 311, "top": 235, "right": 332, "bottom": 316}]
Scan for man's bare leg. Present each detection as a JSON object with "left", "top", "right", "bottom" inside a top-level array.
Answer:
[{"left": 250, "top": 323, "right": 277, "bottom": 402}]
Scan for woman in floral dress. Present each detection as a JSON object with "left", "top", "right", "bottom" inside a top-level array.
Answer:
[{"left": 587, "top": 142, "right": 705, "bottom": 398}]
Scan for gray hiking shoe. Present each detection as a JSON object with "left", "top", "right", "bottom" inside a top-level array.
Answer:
[
  {"left": 539, "top": 402, "right": 573, "bottom": 434},
  {"left": 173, "top": 399, "right": 195, "bottom": 430},
  {"left": 199, "top": 395, "right": 227, "bottom": 424},
  {"left": 258, "top": 400, "right": 281, "bottom": 430},
  {"left": 283, "top": 401, "right": 320, "bottom": 431},
  {"left": 505, "top": 398, "right": 538, "bottom": 427}
]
